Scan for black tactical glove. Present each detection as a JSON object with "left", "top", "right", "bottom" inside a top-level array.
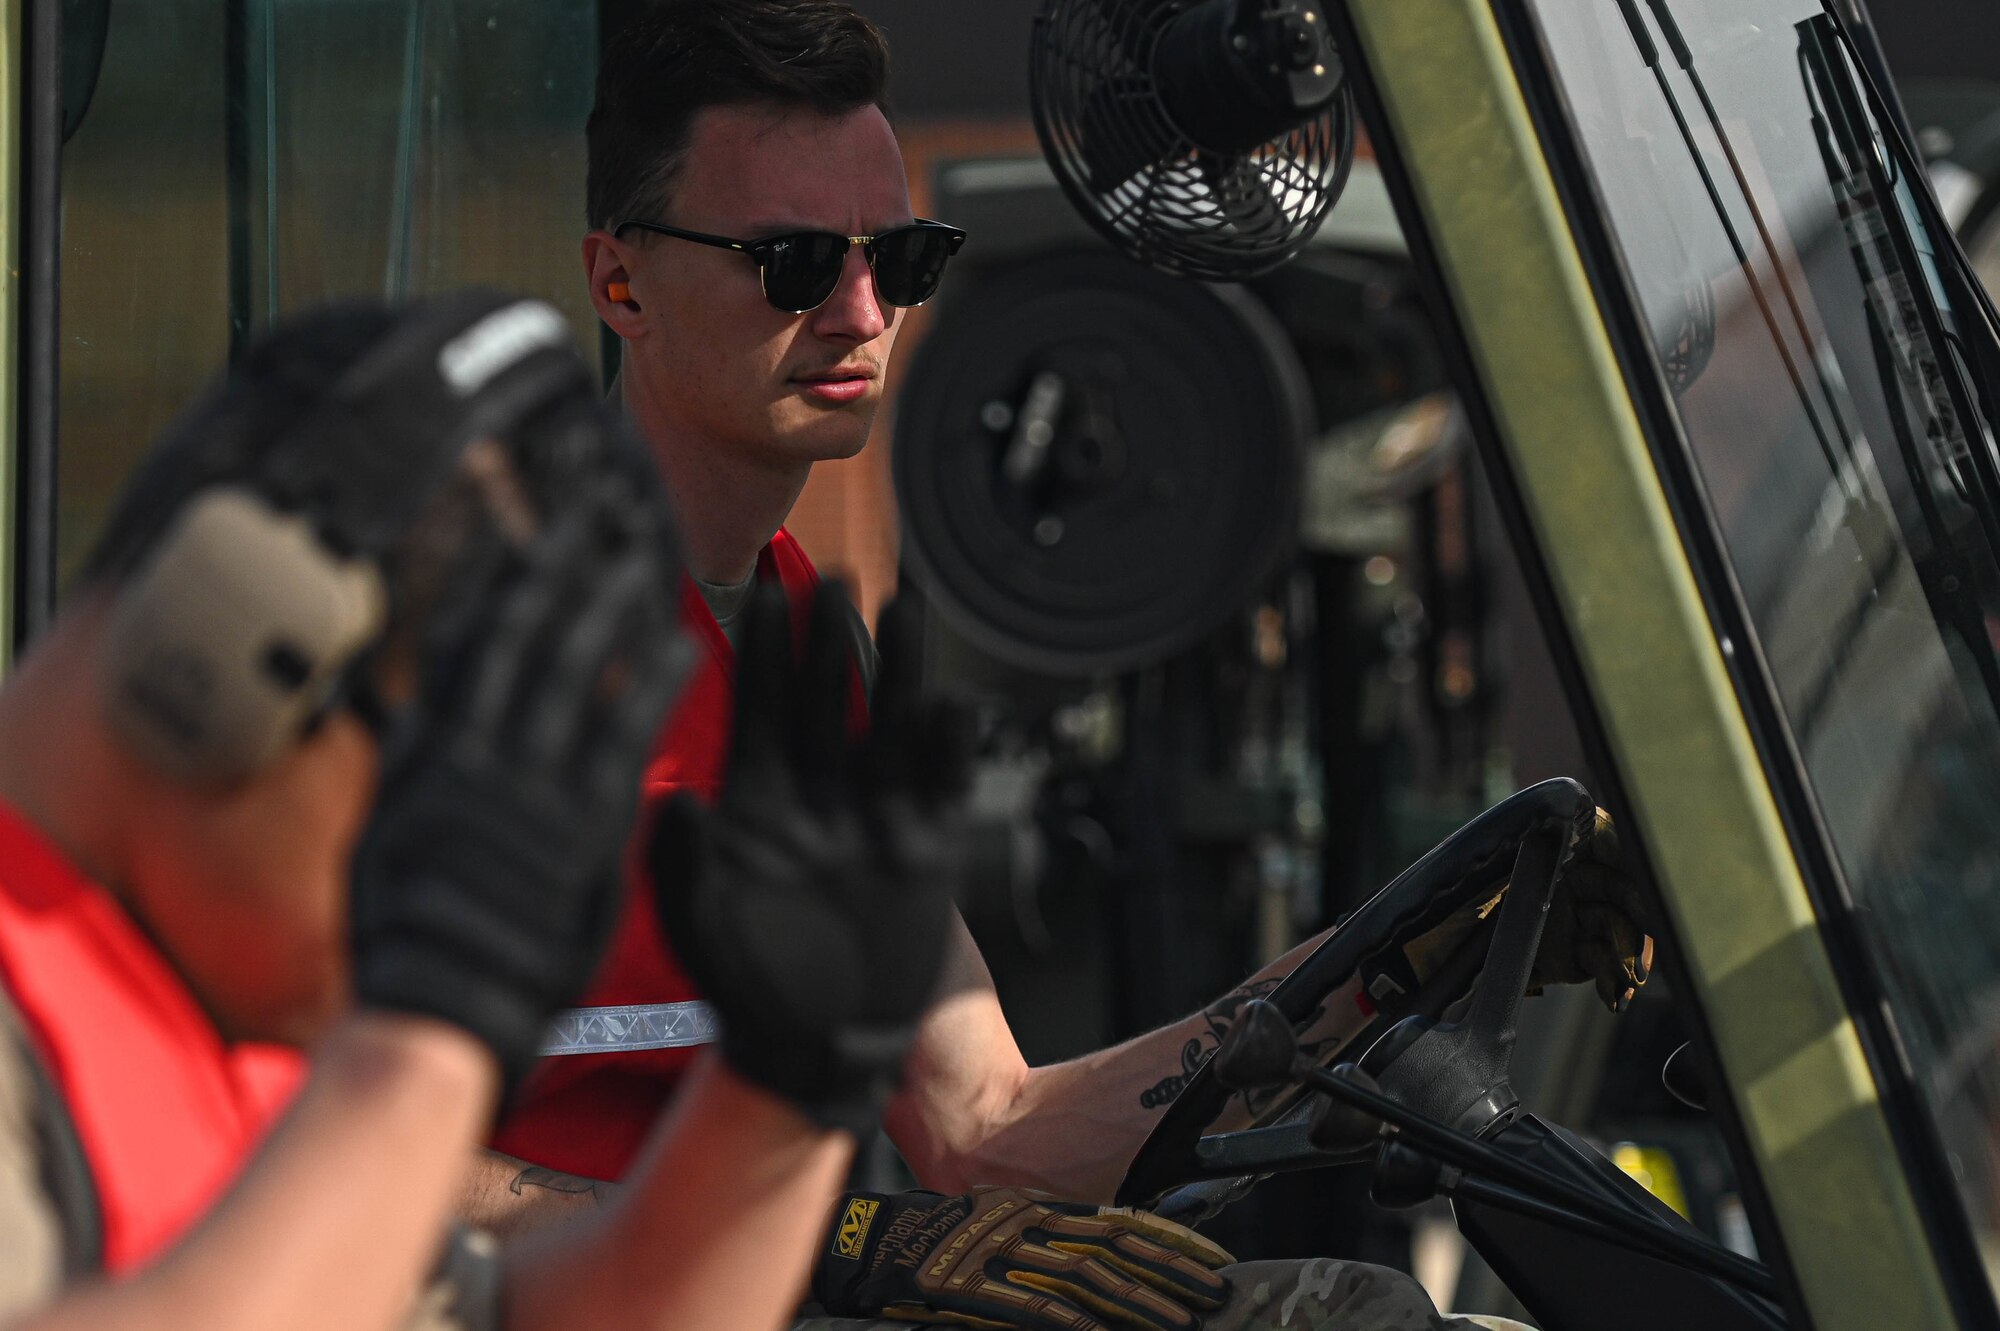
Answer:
[
  {"left": 650, "top": 582, "right": 967, "bottom": 1136},
  {"left": 812, "top": 1187, "right": 1234, "bottom": 1331},
  {"left": 350, "top": 473, "right": 687, "bottom": 1098}
]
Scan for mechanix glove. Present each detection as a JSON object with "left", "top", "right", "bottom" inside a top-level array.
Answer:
[
  {"left": 650, "top": 583, "right": 969, "bottom": 1136},
  {"left": 812, "top": 1187, "right": 1234, "bottom": 1331},
  {"left": 350, "top": 470, "right": 687, "bottom": 1100},
  {"left": 1527, "top": 807, "right": 1654, "bottom": 1010},
  {"left": 1404, "top": 806, "right": 1654, "bottom": 1013}
]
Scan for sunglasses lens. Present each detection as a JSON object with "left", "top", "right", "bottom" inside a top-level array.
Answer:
[
  {"left": 871, "top": 226, "right": 959, "bottom": 307},
  {"left": 760, "top": 232, "right": 849, "bottom": 312}
]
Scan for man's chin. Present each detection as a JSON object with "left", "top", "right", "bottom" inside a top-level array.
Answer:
[
  {"left": 812, "top": 431, "right": 873, "bottom": 463},
  {"left": 770, "top": 409, "right": 876, "bottom": 464}
]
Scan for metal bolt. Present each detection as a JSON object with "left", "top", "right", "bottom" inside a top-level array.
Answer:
[
  {"left": 1034, "top": 516, "right": 1066, "bottom": 546},
  {"left": 981, "top": 400, "right": 1015, "bottom": 432}
]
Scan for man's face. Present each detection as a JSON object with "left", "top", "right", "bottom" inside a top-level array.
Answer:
[{"left": 615, "top": 103, "right": 914, "bottom": 468}]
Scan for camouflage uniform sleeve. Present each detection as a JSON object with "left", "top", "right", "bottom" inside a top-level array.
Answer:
[
  {"left": 400, "top": 1226, "right": 505, "bottom": 1331},
  {"left": 0, "top": 993, "right": 65, "bottom": 1321}
]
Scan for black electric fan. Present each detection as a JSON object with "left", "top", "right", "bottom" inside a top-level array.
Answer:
[{"left": 1031, "top": 0, "right": 1358, "bottom": 281}]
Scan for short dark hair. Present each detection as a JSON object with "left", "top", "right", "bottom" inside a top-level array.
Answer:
[{"left": 585, "top": 0, "right": 892, "bottom": 231}]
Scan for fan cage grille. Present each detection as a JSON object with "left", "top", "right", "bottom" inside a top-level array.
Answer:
[{"left": 1031, "top": 0, "right": 1356, "bottom": 281}]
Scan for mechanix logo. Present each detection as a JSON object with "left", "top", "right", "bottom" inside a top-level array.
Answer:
[
  {"left": 889, "top": 1196, "right": 975, "bottom": 1271},
  {"left": 832, "top": 1197, "right": 880, "bottom": 1261}
]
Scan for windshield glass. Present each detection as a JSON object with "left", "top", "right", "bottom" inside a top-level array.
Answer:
[{"left": 1525, "top": 0, "right": 2000, "bottom": 1287}]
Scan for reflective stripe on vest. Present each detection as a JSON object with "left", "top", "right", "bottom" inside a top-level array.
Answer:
[{"left": 539, "top": 1001, "right": 719, "bottom": 1055}]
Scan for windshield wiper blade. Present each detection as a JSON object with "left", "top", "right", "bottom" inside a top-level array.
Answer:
[
  {"left": 1798, "top": 15, "right": 2000, "bottom": 728},
  {"left": 1864, "top": 304, "right": 2000, "bottom": 726},
  {"left": 1612, "top": 0, "right": 1868, "bottom": 494},
  {"left": 1807, "top": 12, "right": 2000, "bottom": 535},
  {"left": 1824, "top": 0, "right": 1919, "bottom": 144}
]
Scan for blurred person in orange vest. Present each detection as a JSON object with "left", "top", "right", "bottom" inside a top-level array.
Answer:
[{"left": 0, "top": 292, "right": 961, "bottom": 1331}]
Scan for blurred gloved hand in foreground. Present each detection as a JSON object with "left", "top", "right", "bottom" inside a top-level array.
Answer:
[{"left": 650, "top": 583, "right": 969, "bottom": 1135}]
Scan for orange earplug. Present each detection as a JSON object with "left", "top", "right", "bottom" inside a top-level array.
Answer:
[{"left": 607, "top": 281, "right": 632, "bottom": 303}]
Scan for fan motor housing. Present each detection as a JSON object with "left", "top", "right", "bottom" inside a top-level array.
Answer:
[{"left": 1153, "top": 0, "right": 1344, "bottom": 155}]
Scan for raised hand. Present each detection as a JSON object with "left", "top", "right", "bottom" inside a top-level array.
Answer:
[{"left": 650, "top": 583, "right": 969, "bottom": 1135}]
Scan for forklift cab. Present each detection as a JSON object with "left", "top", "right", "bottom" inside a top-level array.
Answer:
[
  {"left": 1220, "top": 3, "right": 2000, "bottom": 1327},
  {"left": 12, "top": 2, "right": 2000, "bottom": 1329}
]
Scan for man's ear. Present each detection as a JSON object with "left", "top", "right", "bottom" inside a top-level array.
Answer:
[{"left": 583, "top": 231, "right": 647, "bottom": 339}]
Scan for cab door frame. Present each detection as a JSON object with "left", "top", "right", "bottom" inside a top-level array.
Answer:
[
  {"left": 16, "top": 0, "right": 64, "bottom": 652},
  {"left": 0, "top": 0, "right": 25, "bottom": 660}
]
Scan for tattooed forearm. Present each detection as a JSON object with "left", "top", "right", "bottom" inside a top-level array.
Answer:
[
  {"left": 1135, "top": 978, "right": 1286, "bottom": 1111},
  {"left": 509, "top": 1166, "right": 602, "bottom": 1201},
  {"left": 1201, "top": 978, "right": 1284, "bottom": 1032},
  {"left": 1139, "top": 1037, "right": 1210, "bottom": 1108}
]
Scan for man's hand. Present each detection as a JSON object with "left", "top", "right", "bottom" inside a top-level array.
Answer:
[
  {"left": 1530, "top": 807, "right": 1654, "bottom": 1010},
  {"left": 351, "top": 471, "right": 687, "bottom": 1098},
  {"left": 811, "top": 1187, "right": 1233, "bottom": 1331},
  {"left": 1403, "top": 807, "right": 1653, "bottom": 1014},
  {"left": 650, "top": 584, "right": 969, "bottom": 1136}
]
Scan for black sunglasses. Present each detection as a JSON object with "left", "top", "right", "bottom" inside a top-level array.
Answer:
[{"left": 611, "top": 217, "right": 968, "bottom": 314}]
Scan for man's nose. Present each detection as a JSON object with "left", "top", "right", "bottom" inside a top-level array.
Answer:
[{"left": 808, "top": 245, "right": 889, "bottom": 343}]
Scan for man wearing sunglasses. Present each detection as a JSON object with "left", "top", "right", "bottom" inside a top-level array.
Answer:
[
  {"left": 481, "top": 0, "right": 965, "bottom": 1217},
  {"left": 471, "top": 4, "right": 1624, "bottom": 1329}
]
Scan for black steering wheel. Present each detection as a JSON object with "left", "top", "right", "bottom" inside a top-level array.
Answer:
[{"left": 1116, "top": 778, "right": 1596, "bottom": 1212}]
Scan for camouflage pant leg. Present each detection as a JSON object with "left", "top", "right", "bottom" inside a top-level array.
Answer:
[
  {"left": 1198, "top": 1260, "right": 1500, "bottom": 1330},
  {"left": 790, "top": 1257, "right": 1494, "bottom": 1331}
]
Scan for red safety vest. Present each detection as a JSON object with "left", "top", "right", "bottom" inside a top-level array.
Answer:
[
  {"left": 492, "top": 528, "right": 866, "bottom": 1181},
  {"left": 0, "top": 800, "right": 305, "bottom": 1273}
]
